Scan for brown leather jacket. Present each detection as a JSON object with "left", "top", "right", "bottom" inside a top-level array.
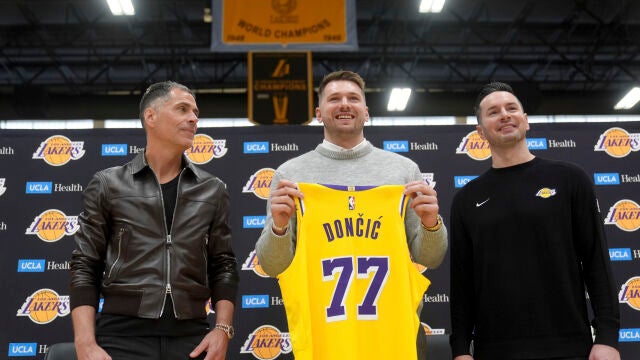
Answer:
[{"left": 70, "top": 152, "right": 238, "bottom": 319}]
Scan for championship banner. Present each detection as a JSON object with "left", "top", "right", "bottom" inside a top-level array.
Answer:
[
  {"left": 248, "top": 51, "right": 313, "bottom": 125},
  {"left": 211, "top": 0, "right": 358, "bottom": 52}
]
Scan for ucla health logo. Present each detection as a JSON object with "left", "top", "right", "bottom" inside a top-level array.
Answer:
[
  {"left": 240, "top": 325, "right": 292, "bottom": 359},
  {"left": 8, "top": 342, "right": 37, "bottom": 357},
  {"left": 619, "top": 328, "right": 640, "bottom": 342},
  {"left": 25, "top": 181, "right": 52, "bottom": 194},
  {"left": 17, "top": 259, "right": 46, "bottom": 273},
  {"left": 454, "top": 176, "right": 478, "bottom": 188},
  {"left": 101, "top": 143, "right": 127, "bottom": 156},
  {"left": 33, "top": 135, "right": 85, "bottom": 166},
  {"left": 185, "top": 134, "right": 228, "bottom": 164},
  {"left": 383, "top": 140, "right": 409, "bottom": 153},
  {"left": 244, "top": 216, "right": 266, "bottom": 229},
  {"left": 609, "top": 248, "right": 632, "bottom": 261},
  {"left": 25, "top": 209, "right": 79, "bottom": 242},
  {"left": 527, "top": 138, "right": 548, "bottom": 150},
  {"left": 594, "top": 127, "right": 640, "bottom": 158},
  {"left": 17, "top": 288, "right": 70, "bottom": 324},
  {"left": 244, "top": 141, "right": 270, "bottom": 154},
  {"left": 594, "top": 173, "right": 620, "bottom": 185},
  {"left": 242, "top": 295, "right": 270, "bottom": 309}
]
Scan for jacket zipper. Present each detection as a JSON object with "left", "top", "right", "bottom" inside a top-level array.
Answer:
[
  {"left": 156, "top": 168, "right": 184, "bottom": 318},
  {"left": 107, "top": 227, "right": 125, "bottom": 279}
]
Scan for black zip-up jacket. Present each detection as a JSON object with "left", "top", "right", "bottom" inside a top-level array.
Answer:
[{"left": 70, "top": 152, "right": 238, "bottom": 319}]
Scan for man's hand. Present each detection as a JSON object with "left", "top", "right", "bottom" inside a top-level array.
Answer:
[
  {"left": 75, "top": 341, "right": 112, "bottom": 360},
  {"left": 589, "top": 344, "right": 620, "bottom": 360},
  {"left": 190, "top": 329, "right": 229, "bottom": 360},
  {"left": 404, "top": 180, "right": 439, "bottom": 228},
  {"left": 269, "top": 179, "right": 303, "bottom": 235}
]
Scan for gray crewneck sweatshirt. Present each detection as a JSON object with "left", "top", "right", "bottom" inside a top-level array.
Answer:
[{"left": 255, "top": 141, "right": 448, "bottom": 277}]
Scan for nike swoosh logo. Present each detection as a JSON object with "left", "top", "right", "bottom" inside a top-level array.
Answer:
[{"left": 476, "top": 198, "right": 490, "bottom": 207}]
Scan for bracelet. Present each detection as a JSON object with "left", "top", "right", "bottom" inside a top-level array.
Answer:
[
  {"left": 272, "top": 222, "right": 289, "bottom": 234},
  {"left": 214, "top": 323, "right": 235, "bottom": 339},
  {"left": 421, "top": 214, "right": 443, "bottom": 232}
]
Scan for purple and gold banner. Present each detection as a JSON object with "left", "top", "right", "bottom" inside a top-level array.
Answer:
[{"left": 211, "top": 0, "right": 358, "bottom": 52}]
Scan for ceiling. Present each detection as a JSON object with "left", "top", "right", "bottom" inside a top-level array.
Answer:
[{"left": 1, "top": 0, "right": 639, "bottom": 119}]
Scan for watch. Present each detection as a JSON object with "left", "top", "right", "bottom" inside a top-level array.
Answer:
[
  {"left": 422, "top": 214, "right": 443, "bottom": 232},
  {"left": 215, "top": 323, "right": 235, "bottom": 339}
]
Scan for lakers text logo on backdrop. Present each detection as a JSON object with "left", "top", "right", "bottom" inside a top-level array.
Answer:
[
  {"left": 240, "top": 325, "right": 292, "bottom": 360},
  {"left": 32, "top": 135, "right": 85, "bottom": 166},
  {"left": 456, "top": 130, "right": 491, "bottom": 160},
  {"left": 185, "top": 134, "right": 228, "bottom": 164},
  {"left": 16, "top": 288, "right": 70, "bottom": 324},
  {"left": 619, "top": 277, "right": 640, "bottom": 311},
  {"left": 605, "top": 199, "right": 640, "bottom": 232},
  {"left": 25, "top": 209, "right": 79, "bottom": 242},
  {"left": 243, "top": 168, "right": 275, "bottom": 199},
  {"left": 594, "top": 127, "right": 640, "bottom": 158}
]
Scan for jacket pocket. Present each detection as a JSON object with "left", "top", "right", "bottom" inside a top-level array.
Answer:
[{"left": 104, "top": 225, "right": 130, "bottom": 285}]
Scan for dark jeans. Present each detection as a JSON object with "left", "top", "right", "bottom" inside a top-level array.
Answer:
[{"left": 97, "top": 334, "right": 206, "bottom": 360}]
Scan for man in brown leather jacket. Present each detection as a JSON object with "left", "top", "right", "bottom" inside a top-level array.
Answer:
[{"left": 70, "top": 81, "right": 238, "bottom": 360}]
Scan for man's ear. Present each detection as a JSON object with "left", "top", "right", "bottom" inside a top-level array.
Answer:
[
  {"left": 143, "top": 107, "right": 155, "bottom": 129},
  {"left": 315, "top": 107, "right": 323, "bottom": 124}
]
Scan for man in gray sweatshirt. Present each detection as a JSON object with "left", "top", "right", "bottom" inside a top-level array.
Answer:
[{"left": 256, "top": 70, "right": 447, "bottom": 359}]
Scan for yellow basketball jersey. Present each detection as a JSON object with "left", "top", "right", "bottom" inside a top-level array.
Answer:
[{"left": 277, "top": 183, "right": 430, "bottom": 360}]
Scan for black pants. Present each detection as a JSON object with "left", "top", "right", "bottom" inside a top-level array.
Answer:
[{"left": 97, "top": 334, "right": 206, "bottom": 360}]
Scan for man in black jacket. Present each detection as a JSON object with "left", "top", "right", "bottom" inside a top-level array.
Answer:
[{"left": 70, "top": 81, "right": 238, "bottom": 360}]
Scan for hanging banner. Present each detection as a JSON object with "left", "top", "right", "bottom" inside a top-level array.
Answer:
[
  {"left": 211, "top": 0, "right": 358, "bottom": 52},
  {"left": 248, "top": 51, "right": 313, "bottom": 125}
]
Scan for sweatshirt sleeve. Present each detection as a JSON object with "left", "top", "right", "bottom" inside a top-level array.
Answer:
[
  {"left": 255, "top": 169, "right": 296, "bottom": 277},
  {"left": 571, "top": 166, "right": 620, "bottom": 348},
  {"left": 449, "top": 190, "right": 475, "bottom": 357}
]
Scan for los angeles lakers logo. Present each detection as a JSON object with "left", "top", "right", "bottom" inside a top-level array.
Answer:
[
  {"left": 0, "top": 178, "right": 6, "bottom": 196},
  {"left": 243, "top": 168, "right": 275, "bottom": 199},
  {"left": 32, "top": 135, "right": 85, "bottom": 166},
  {"left": 456, "top": 131, "right": 491, "bottom": 160},
  {"left": 594, "top": 127, "right": 640, "bottom": 158},
  {"left": 16, "top": 288, "right": 70, "bottom": 324},
  {"left": 205, "top": 298, "right": 216, "bottom": 315},
  {"left": 185, "top": 134, "right": 228, "bottom": 164},
  {"left": 242, "top": 250, "right": 270, "bottom": 278},
  {"left": 604, "top": 199, "right": 640, "bottom": 232},
  {"left": 619, "top": 277, "right": 640, "bottom": 311},
  {"left": 421, "top": 322, "right": 446, "bottom": 335},
  {"left": 535, "top": 187, "right": 556, "bottom": 199},
  {"left": 25, "top": 209, "right": 80, "bottom": 242},
  {"left": 240, "top": 325, "right": 292, "bottom": 359}
]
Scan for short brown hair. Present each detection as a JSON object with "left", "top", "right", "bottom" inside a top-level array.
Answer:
[{"left": 317, "top": 70, "right": 366, "bottom": 102}]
